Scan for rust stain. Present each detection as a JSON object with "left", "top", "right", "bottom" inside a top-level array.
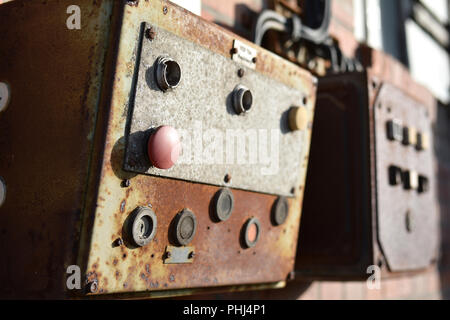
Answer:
[{"left": 77, "top": 0, "right": 316, "bottom": 297}]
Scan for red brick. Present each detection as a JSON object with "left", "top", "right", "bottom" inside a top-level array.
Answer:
[
  {"left": 365, "top": 285, "right": 382, "bottom": 300},
  {"left": 332, "top": 0, "right": 354, "bottom": 31},
  {"left": 381, "top": 277, "right": 414, "bottom": 300},
  {"left": 425, "top": 271, "right": 441, "bottom": 294},
  {"left": 343, "top": 282, "right": 366, "bottom": 300},
  {"left": 201, "top": 0, "right": 262, "bottom": 21},
  {"left": 320, "top": 282, "right": 344, "bottom": 300},
  {"left": 329, "top": 20, "right": 359, "bottom": 57}
]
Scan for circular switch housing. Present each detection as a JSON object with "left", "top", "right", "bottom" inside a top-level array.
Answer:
[
  {"left": 243, "top": 218, "right": 261, "bottom": 248},
  {"left": 0, "top": 82, "right": 11, "bottom": 113},
  {"left": 233, "top": 85, "right": 253, "bottom": 114},
  {"left": 155, "top": 56, "right": 182, "bottom": 91},
  {"left": 272, "top": 196, "right": 289, "bottom": 226},
  {"left": 128, "top": 207, "right": 157, "bottom": 247},
  {"left": 0, "top": 177, "right": 6, "bottom": 208},
  {"left": 147, "top": 126, "right": 181, "bottom": 169},
  {"left": 213, "top": 189, "right": 234, "bottom": 222},
  {"left": 174, "top": 209, "right": 197, "bottom": 246}
]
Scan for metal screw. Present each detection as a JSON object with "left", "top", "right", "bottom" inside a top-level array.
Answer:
[
  {"left": 302, "top": 96, "right": 308, "bottom": 106},
  {"left": 166, "top": 252, "right": 172, "bottom": 258},
  {"left": 121, "top": 179, "right": 130, "bottom": 188},
  {"left": 189, "top": 251, "right": 195, "bottom": 259},
  {"left": 145, "top": 27, "right": 156, "bottom": 40},
  {"left": 224, "top": 174, "right": 232, "bottom": 183},
  {"left": 252, "top": 57, "right": 257, "bottom": 63},
  {"left": 113, "top": 238, "right": 124, "bottom": 247},
  {"left": 237, "top": 69, "right": 245, "bottom": 78},
  {"left": 371, "top": 79, "right": 378, "bottom": 90},
  {"left": 87, "top": 280, "right": 98, "bottom": 293},
  {"left": 230, "top": 47, "right": 238, "bottom": 55},
  {"left": 163, "top": 6, "right": 168, "bottom": 14}
]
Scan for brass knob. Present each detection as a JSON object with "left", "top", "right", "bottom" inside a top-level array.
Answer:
[{"left": 289, "top": 106, "right": 308, "bottom": 131}]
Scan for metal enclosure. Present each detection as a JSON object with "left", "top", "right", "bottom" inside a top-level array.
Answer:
[
  {"left": 295, "top": 65, "right": 439, "bottom": 280},
  {"left": 0, "top": 0, "right": 316, "bottom": 298}
]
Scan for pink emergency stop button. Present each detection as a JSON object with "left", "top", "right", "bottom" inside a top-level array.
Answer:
[{"left": 147, "top": 126, "right": 181, "bottom": 169}]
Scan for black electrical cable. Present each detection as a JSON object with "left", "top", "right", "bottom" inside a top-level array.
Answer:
[
  {"left": 253, "top": 0, "right": 363, "bottom": 74},
  {"left": 254, "top": 0, "right": 331, "bottom": 46}
]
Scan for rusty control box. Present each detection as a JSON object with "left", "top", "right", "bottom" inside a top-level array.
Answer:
[
  {"left": 0, "top": 0, "right": 317, "bottom": 298},
  {"left": 295, "top": 54, "right": 439, "bottom": 280}
]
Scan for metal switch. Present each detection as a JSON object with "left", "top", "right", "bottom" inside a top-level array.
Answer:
[
  {"left": 416, "top": 132, "right": 429, "bottom": 151},
  {"left": 403, "top": 170, "right": 419, "bottom": 191},
  {"left": 388, "top": 166, "right": 403, "bottom": 186},
  {"left": 387, "top": 119, "right": 404, "bottom": 142},
  {"left": 418, "top": 176, "right": 430, "bottom": 194},
  {"left": 403, "top": 126, "right": 417, "bottom": 146}
]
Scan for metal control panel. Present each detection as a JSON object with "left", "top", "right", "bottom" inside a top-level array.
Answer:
[
  {"left": 0, "top": 0, "right": 316, "bottom": 299},
  {"left": 79, "top": 1, "right": 316, "bottom": 296},
  {"left": 125, "top": 23, "right": 311, "bottom": 197},
  {"left": 296, "top": 71, "right": 439, "bottom": 279},
  {"left": 374, "top": 83, "right": 438, "bottom": 271}
]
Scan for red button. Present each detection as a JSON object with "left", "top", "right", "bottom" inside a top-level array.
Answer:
[
  {"left": 247, "top": 223, "right": 258, "bottom": 243},
  {"left": 147, "top": 126, "right": 181, "bottom": 169}
]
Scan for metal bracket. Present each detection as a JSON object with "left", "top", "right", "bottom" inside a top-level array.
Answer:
[{"left": 163, "top": 245, "right": 195, "bottom": 264}]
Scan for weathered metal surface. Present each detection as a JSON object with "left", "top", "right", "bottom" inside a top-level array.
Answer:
[
  {"left": 374, "top": 83, "right": 439, "bottom": 271},
  {"left": 0, "top": 0, "right": 114, "bottom": 298},
  {"left": 79, "top": 0, "right": 316, "bottom": 296},
  {"left": 164, "top": 246, "right": 195, "bottom": 264},
  {"left": 125, "top": 23, "right": 311, "bottom": 197}
]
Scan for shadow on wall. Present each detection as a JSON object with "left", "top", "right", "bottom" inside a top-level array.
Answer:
[
  {"left": 174, "top": 280, "right": 313, "bottom": 300},
  {"left": 436, "top": 103, "right": 450, "bottom": 299}
]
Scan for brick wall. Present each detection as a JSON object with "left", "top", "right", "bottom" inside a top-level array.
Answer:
[
  {"left": 1, "top": 0, "right": 447, "bottom": 300},
  {"left": 200, "top": 0, "right": 450, "bottom": 300}
]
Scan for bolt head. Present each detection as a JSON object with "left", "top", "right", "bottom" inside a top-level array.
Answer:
[{"left": 145, "top": 28, "right": 156, "bottom": 40}]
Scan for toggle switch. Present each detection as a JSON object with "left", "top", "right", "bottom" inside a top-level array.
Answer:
[
  {"left": 416, "top": 132, "right": 429, "bottom": 151},
  {"left": 403, "top": 170, "right": 419, "bottom": 191},
  {"left": 418, "top": 176, "right": 430, "bottom": 194},
  {"left": 388, "top": 166, "right": 403, "bottom": 186},
  {"left": 402, "top": 126, "right": 417, "bottom": 146},
  {"left": 147, "top": 126, "right": 181, "bottom": 170},
  {"left": 387, "top": 119, "right": 403, "bottom": 142}
]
